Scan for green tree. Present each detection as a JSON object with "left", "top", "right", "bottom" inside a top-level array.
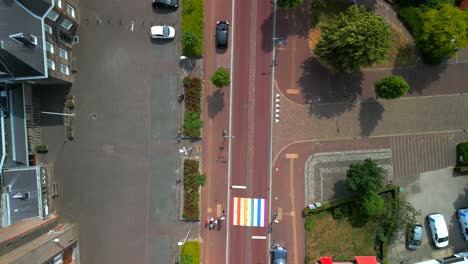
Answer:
[
  {"left": 210, "top": 68, "right": 230, "bottom": 88},
  {"left": 375, "top": 75, "right": 410, "bottom": 99},
  {"left": 183, "top": 111, "right": 204, "bottom": 137},
  {"left": 395, "top": 201, "right": 421, "bottom": 232},
  {"left": 362, "top": 192, "right": 385, "bottom": 218},
  {"left": 182, "top": 31, "right": 199, "bottom": 51},
  {"left": 345, "top": 158, "right": 384, "bottom": 197},
  {"left": 277, "top": 0, "right": 304, "bottom": 8},
  {"left": 314, "top": 5, "right": 391, "bottom": 72},
  {"left": 418, "top": 4, "right": 468, "bottom": 64}
]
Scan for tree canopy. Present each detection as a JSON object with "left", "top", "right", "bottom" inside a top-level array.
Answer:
[
  {"left": 418, "top": 4, "right": 468, "bottom": 63},
  {"left": 314, "top": 5, "right": 391, "bottom": 72},
  {"left": 375, "top": 75, "right": 410, "bottom": 99},
  {"left": 345, "top": 158, "right": 384, "bottom": 197},
  {"left": 210, "top": 68, "right": 230, "bottom": 88},
  {"left": 277, "top": 0, "right": 304, "bottom": 8}
]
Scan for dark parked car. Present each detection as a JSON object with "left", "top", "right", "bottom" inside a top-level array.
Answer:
[
  {"left": 152, "top": 0, "right": 178, "bottom": 8},
  {"left": 216, "top": 21, "right": 229, "bottom": 48},
  {"left": 406, "top": 223, "right": 423, "bottom": 250}
]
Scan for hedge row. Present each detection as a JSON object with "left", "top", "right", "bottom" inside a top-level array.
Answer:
[
  {"left": 457, "top": 142, "right": 468, "bottom": 166},
  {"left": 183, "top": 77, "right": 203, "bottom": 138},
  {"left": 183, "top": 159, "right": 200, "bottom": 220},
  {"left": 182, "top": 0, "right": 204, "bottom": 57}
]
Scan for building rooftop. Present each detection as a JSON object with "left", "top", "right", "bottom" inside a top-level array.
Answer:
[
  {"left": 0, "top": 0, "right": 52, "bottom": 81},
  {"left": 2, "top": 166, "right": 48, "bottom": 227}
]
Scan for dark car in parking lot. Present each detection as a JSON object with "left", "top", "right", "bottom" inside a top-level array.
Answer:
[
  {"left": 152, "top": 0, "right": 178, "bottom": 8},
  {"left": 216, "top": 21, "right": 229, "bottom": 48}
]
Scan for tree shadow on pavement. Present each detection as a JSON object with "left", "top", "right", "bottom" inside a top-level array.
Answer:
[
  {"left": 259, "top": 0, "right": 311, "bottom": 53},
  {"left": 298, "top": 57, "right": 363, "bottom": 118},
  {"left": 332, "top": 179, "right": 350, "bottom": 201},
  {"left": 391, "top": 63, "right": 447, "bottom": 95},
  {"left": 207, "top": 89, "right": 225, "bottom": 118},
  {"left": 359, "top": 98, "right": 384, "bottom": 137}
]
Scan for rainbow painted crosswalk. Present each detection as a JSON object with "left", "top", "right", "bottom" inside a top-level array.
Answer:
[{"left": 232, "top": 197, "right": 267, "bottom": 227}]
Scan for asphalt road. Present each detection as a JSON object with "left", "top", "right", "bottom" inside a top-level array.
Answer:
[
  {"left": 45, "top": 0, "right": 189, "bottom": 263},
  {"left": 229, "top": 0, "right": 273, "bottom": 263}
]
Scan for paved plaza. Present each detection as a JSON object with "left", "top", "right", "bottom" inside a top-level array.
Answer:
[{"left": 305, "top": 149, "right": 393, "bottom": 204}]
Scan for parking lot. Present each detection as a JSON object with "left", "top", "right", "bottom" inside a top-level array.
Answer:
[
  {"left": 37, "top": 0, "right": 191, "bottom": 263},
  {"left": 388, "top": 168, "right": 468, "bottom": 263}
]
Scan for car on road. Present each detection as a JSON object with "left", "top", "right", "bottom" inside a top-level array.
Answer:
[
  {"left": 152, "top": 0, "right": 178, "bottom": 8},
  {"left": 150, "top": 25, "right": 175, "bottom": 39},
  {"left": 457, "top": 208, "right": 468, "bottom": 241},
  {"left": 427, "top": 213, "right": 449, "bottom": 248},
  {"left": 407, "top": 223, "right": 423, "bottom": 250},
  {"left": 216, "top": 21, "right": 229, "bottom": 48},
  {"left": 270, "top": 244, "right": 287, "bottom": 264}
]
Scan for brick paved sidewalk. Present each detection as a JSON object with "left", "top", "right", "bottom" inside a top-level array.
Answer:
[{"left": 274, "top": 91, "right": 468, "bottom": 157}]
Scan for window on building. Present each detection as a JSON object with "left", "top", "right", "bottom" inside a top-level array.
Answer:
[
  {"left": 47, "top": 10, "right": 59, "bottom": 21},
  {"left": 61, "top": 19, "right": 73, "bottom": 30},
  {"left": 59, "top": 48, "right": 68, "bottom": 60},
  {"left": 57, "top": 0, "right": 62, "bottom": 8},
  {"left": 47, "top": 59, "right": 55, "bottom": 71},
  {"left": 45, "top": 42, "right": 54, "bottom": 54},
  {"left": 60, "top": 64, "right": 69, "bottom": 75},
  {"left": 66, "top": 4, "right": 75, "bottom": 18},
  {"left": 44, "top": 24, "right": 52, "bottom": 34}
]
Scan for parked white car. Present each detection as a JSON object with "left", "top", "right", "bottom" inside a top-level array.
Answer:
[
  {"left": 150, "top": 25, "right": 175, "bottom": 39},
  {"left": 457, "top": 208, "right": 468, "bottom": 241},
  {"left": 427, "top": 213, "right": 449, "bottom": 248}
]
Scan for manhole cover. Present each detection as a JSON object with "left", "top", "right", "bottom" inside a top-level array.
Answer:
[{"left": 91, "top": 113, "right": 97, "bottom": 120}]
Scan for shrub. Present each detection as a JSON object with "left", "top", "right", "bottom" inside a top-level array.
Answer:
[
  {"left": 375, "top": 75, "right": 410, "bottom": 99},
  {"left": 305, "top": 256, "right": 313, "bottom": 264},
  {"left": 182, "top": 31, "right": 199, "bottom": 52},
  {"left": 183, "top": 160, "right": 200, "bottom": 220},
  {"left": 332, "top": 204, "right": 350, "bottom": 220},
  {"left": 457, "top": 142, "right": 468, "bottom": 166},
  {"left": 398, "top": 7, "right": 423, "bottom": 39},
  {"left": 210, "top": 68, "right": 230, "bottom": 88},
  {"left": 182, "top": 0, "right": 204, "bottom": 57},
  {"left": 183, "top": 77, "right": 202, "bottom": 113},
  {"left": 333, "top": 255, "right": 352, "bottom": 262},
  {"left": 362, "top": 192, "right": 385, "bottom": 218},
  {"left": 196, "top": 173, "right": 206, "bottom": 186},
  {"left": 183, "top": 111, "right": 204, "bottom": 138}
]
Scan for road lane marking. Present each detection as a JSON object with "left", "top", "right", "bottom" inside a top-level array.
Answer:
[
  {"left": 278, "top": 207, "right": 282, "bottom": 220},
  {"left": 207, "top": 207, "right": 213, "bottom": 213},
  {"left": 232, "top": 197, "right": 267, "bottom": 227},
  {"left": 252, "top": 236, "right": 267, "bottom": 240},
  {"left": 286, "top": 153, "right": 298, "bottom": 159},
  {"left": 217, "top": 204, "right": 222, "bottom": 217},
  {"left": 286, "top": 89, "right": 300, "bottom": 94},
  {"left": 289, "top": 158, "right": 299, "bottom": 264},
  {"left": 231, "top": 185, "right": 247, "bottom": 189},
  {"left": 226, "top": 0, "right": 236, "bottom": 260}
]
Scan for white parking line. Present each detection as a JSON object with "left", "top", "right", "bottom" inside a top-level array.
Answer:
[{"left": 252, "top": 236, "right": 267, "bottom": 240}]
